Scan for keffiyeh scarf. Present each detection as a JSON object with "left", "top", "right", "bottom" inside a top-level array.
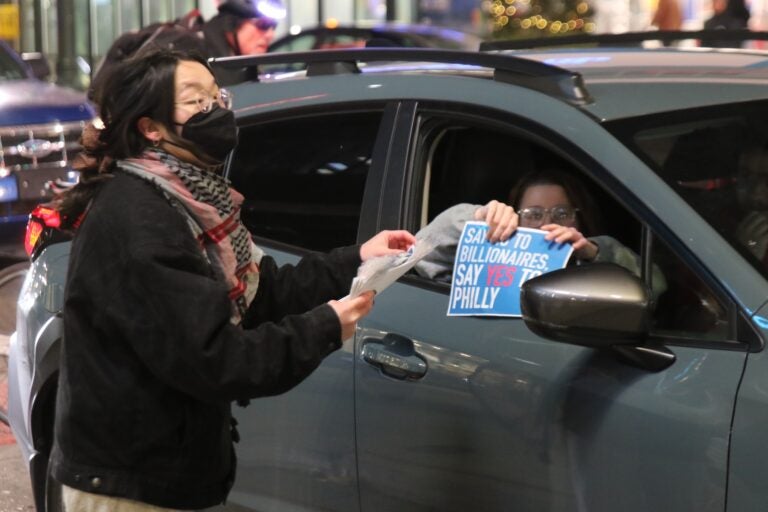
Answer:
[{"left": 120, "top": 148, "right": 262, "bottom": 324}]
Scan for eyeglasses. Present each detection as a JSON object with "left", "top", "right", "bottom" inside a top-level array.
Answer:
[
  {"left": 250, "top": 17, "right": 278, "bottom": 31},
  {"left": 517, "top": 205, "right": 579, "bottom": 227},
  {"left": 175, "top": 88, "right": 233, "bottom": 114}
]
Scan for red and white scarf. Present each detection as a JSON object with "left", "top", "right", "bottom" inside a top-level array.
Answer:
[{"left": 120, "top": 148, "right": 262, "bottom": 324}]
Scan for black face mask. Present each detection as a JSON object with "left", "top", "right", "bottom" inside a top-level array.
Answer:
[{"left": 172, "top": 105, "right": 238, "bottom": 164}]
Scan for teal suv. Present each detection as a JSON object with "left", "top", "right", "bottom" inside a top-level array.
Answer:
[{"left": 10, "top": 31, "right": 768, "bottom": 512}]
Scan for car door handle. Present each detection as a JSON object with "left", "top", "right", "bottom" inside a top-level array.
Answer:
[{"left": 361, "top": 333, "right": 427, "bottom": 380}]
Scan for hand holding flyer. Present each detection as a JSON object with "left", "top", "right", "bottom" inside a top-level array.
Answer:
[
  {"left": 448, "top": 222, "right": 574, "bottom": 316},
  {"left": 347, "top": 238, "right": 435, "bottom": 299}
]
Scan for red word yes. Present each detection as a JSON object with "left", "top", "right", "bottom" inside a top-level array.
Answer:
[{"left": 486, "top": 265, "right": 516, "bottom": 287}]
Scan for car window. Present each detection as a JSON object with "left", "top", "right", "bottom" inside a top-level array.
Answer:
[
  {"left": 269, "top": 34, "right": 317, "bottom": 53},
  {"left": 605, "top": 100, "right": 768, "bottom": 281},
  {"left": 228, "top": 111, "right": 383, "bottom": 251},
  {"left": 651, "top": 233, "right": 729, "bottom": 340},
  {"left": 413, "top": 120, "right": 733, "bottom": 342},
  {"left": 0, "top": 44, "right": 30, "bottom": 80},
  {"left": 317, "top": 35, "right": 367, "bottom": 50}
]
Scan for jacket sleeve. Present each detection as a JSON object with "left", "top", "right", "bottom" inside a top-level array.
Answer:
[
  {"left": 413, "top": 203, "right": 479, "bottom": 281},
  {"left": 243, "top": 245, "right": 361, "bottom": 327},
  {"left": 101, "top": 238, "right": 343, "bottom": 402}
]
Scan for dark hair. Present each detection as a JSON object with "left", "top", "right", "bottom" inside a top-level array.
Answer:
[
  {"left": 57, "top": 47, "right": 210, "bottom": 228},
  {"left": 508, "top": 167, "right": 602, "bottom": 236},
  {"left": 97, "top": 47, "right": 209, "bottom": 159},
  {"left": 89, "top": 17, "right": 208, "bottom": 102}
]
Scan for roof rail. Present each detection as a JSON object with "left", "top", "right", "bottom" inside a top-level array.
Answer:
[
  {"left": 480, "top": 29, "right": 768, "bottom": 51},
  {"left": 209, "top": 48, "right": 592, "bottom": 105}
]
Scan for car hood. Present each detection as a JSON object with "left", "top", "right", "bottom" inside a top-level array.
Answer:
[{"left": 0, "top": 80, "right": 94, "bottom": 126}]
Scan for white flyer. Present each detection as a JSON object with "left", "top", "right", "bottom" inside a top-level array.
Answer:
[{"left": 346, "top": 238, "right": 436, "bottom": 299}]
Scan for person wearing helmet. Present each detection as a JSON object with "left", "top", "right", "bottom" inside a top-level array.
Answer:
[
  {"left": 204, "top": 0, "right": 286, "bottom": 84},
  {"left": 203, "top": 1, "right": 284, "bottom": 76}
]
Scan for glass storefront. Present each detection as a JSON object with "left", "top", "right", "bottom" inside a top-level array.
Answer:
[{"left": 14, "top": 0, "right": 197, "bottom": 90}]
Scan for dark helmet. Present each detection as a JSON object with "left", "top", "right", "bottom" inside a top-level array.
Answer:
[{"left": 217, "top": 0, "right": 286, "bottom": 20}]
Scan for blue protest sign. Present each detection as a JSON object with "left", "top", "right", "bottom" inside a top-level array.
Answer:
[{"left": 447, "top": 222, "right": 574, "bottom": 317}]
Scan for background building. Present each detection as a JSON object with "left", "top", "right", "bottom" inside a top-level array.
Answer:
[{"left": 0, "top": 0, "right": 762, "bottom": 91}]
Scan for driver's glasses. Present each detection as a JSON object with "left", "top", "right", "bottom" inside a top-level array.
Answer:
[
  {"left": 176, "top": 88, "right": 233, "bottom": 114},
  {"left": 517, "top": 205, "right": 578, "bottom": 227}
]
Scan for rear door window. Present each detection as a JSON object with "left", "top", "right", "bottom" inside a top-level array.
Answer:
[{"left": 605, "top": 100, "right": 768, "bottom": 280}]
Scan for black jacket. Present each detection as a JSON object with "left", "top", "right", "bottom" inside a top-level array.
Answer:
[
  {"left": 701, "top": 13, "right": 749, "bottom": 48},
  {"left": 50, "top": 171, "right": 360, "bottom": 509}
]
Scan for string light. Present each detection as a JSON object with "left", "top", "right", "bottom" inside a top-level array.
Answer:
[{"left": 484, "top": 0, "right": 594, "bottom": 36}]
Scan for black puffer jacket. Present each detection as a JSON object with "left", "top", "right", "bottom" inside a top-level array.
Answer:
[{"left": 50, "top": 171, "right": 360, "bottom": 509}]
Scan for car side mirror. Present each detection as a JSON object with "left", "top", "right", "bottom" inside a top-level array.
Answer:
[
  {"left": 21, "top": 52, "right": 51, "bottom": 81},
  {"left": 520, "top": 262, "right": 651, "bottom": 348}
]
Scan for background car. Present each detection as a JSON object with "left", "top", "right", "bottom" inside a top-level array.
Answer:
[
  {"left": 0, "top": 42, "right": 94, "bottom": 263},
  {"left": 268, "top": 22, "right": 482, "bottom": 52},
  {"left": 10, "top": 32, "right": 768, "bottom": 512}
]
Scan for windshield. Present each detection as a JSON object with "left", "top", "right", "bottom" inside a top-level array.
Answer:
[
  {"left": 0, "top": 45, "right": 29, "bottom": 80},
  {"left": 605, "top": 100, "right": 768, "bottom": 279}
]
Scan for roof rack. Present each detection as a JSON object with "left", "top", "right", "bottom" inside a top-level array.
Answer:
[
  {"left": 209, "top": 47, "right": 592, "bottom": 105},
  {"left": 480, "top": 29, "right": 768, "bottom": 51}
]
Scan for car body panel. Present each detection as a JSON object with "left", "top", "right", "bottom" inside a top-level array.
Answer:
[
  {"left": 8, "top": 241, "right": 70, "bottom": 462},
  {"left": 355, "top": 281, "right": 747, "bottom": 511},
  {"left": 515, "top": 49, "right": 768, "bottom": 119},
  {"left": 726, "top": 302, "right": 768, "bottom": 511},
  {"left": 0, "top": 80, "right": 92, "bottom": 125},
  {"left": 228, "top": 250, "right": 359, "bottom": 512}
]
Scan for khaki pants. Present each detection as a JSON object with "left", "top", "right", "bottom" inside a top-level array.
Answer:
[{"left": 63, "top": 485, "right": 181, "bottom": 512}]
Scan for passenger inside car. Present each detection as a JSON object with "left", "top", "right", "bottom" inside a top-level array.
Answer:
[
  {"left": 414, "top": 166, "right": 667, "bottom": 298},
  {"left": 735, "top": 145, "right": 768, "bottom": 264},
  {"left": 625, "top": 121, "right": 752, "bottom": 337},
  {"left": 661, "top": 126, "right": 745, "bottom": 237},
  {"left": 658, "top": 123, "right": 768, "bottom": 267}
]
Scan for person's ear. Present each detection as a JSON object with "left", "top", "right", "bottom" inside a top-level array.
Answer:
[{"left": 137, "top": 116, "right": 165, "bottom": 145}]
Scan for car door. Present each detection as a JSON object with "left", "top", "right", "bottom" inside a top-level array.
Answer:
[
  {"left": 217, "top": 105, "right": 396, "bottom": 512},
  {"left": 354, "top": 100, "right": 764, "bottom": 511}
]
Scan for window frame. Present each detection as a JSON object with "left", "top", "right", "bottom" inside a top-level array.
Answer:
[{"left": 226, "top": 101, "right": 400, "bottom": 255}]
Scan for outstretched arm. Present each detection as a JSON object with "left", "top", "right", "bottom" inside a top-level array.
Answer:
[{"left": 414, "top": 201, "right": 518, "bottom": 281}]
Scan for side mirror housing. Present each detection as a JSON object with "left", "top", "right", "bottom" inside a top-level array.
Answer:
[{"left": 520, "top": 263, "right": 651, "bottom": 348}]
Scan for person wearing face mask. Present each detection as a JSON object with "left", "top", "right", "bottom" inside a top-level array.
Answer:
[
  {"left": 49, "top": 47, "right": 415, "bottom": 512},
  {"left": 415, "top": 168, "right": 666, "bottom": 296}
]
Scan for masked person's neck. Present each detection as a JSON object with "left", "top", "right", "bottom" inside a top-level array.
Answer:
[{"left": 160, "top": 138, "right": 225, "bottom": 172}]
